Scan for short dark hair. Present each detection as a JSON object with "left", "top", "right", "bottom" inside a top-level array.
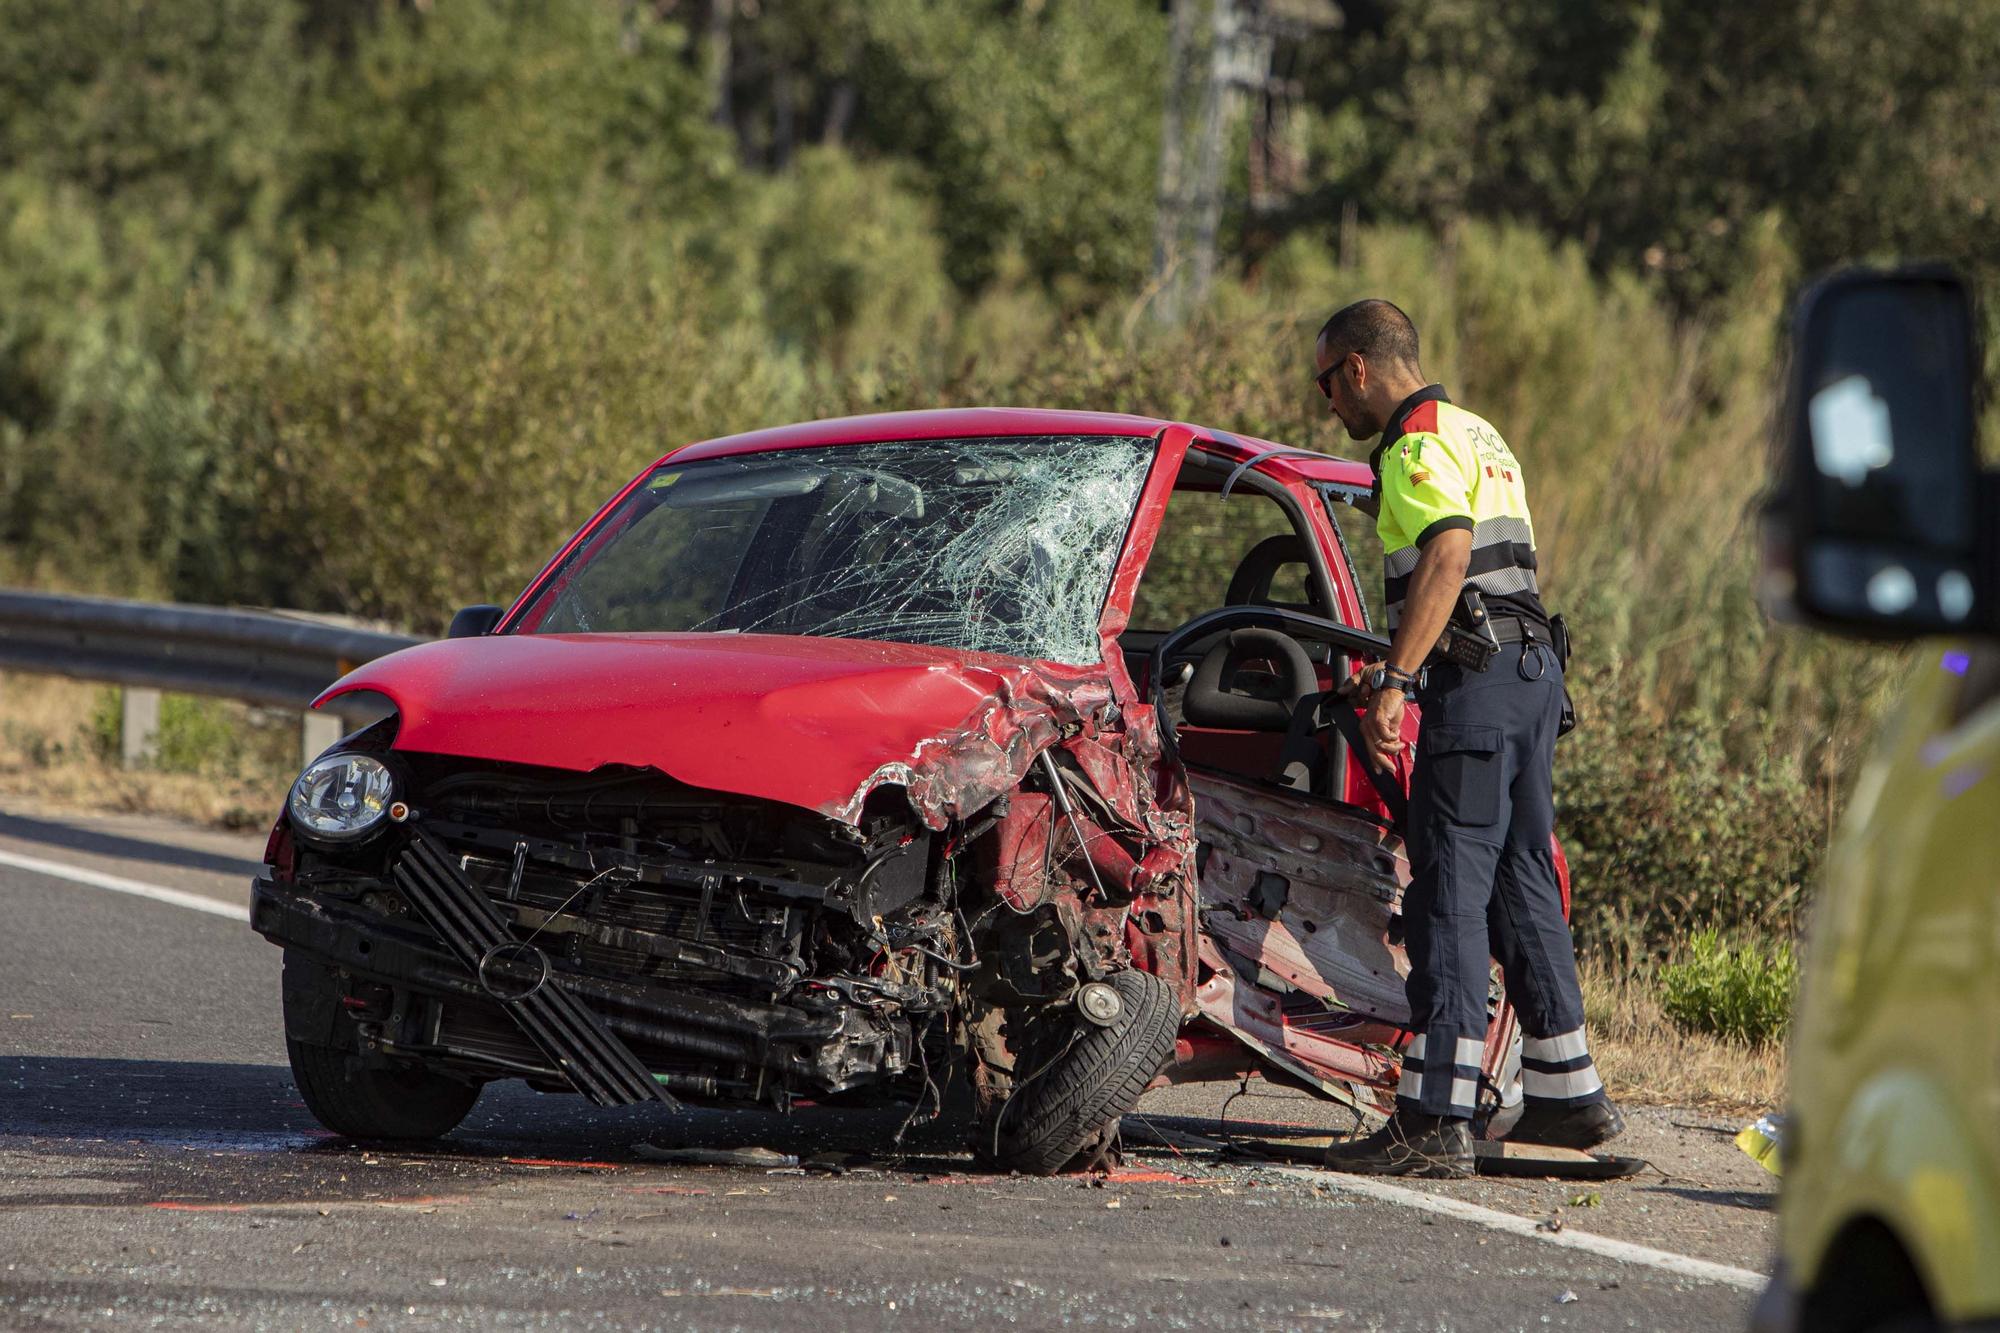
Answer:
[{"left": 1317, "top": 299, "right": 1420, "bottom": 369}]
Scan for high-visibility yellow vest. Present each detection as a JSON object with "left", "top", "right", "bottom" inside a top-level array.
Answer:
[{"left": 1372, "top": 387, "right": 1546, "bottom": 631}]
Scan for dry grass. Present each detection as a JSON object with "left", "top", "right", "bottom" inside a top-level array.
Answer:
[
  {"left": 1582, "top": 957, "right": 1786, "bottom": 1114},
  {"left": 0, "top": 671, "right": 293, "bottom": 830}
]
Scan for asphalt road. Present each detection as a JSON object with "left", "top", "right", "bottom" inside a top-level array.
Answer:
[{"left": 0, "top": 803, "right": 1764, "bottom": 1331}]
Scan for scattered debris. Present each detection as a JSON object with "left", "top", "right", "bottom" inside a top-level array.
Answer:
[
  {"left": 631, "top": 1146, "right": 797, "bottom": 1168},
  {"left": 801, "top": 1151, "right": 863, "bottom": 1175},
  {"left": 1736, "top": 1113, "right": 1784, "bottom": 1176},
  {"left": 1567, "top": 1190, "right": 1601, "bottom": 1208},
  {"left": 1556, "top": 1289, "right": 1578, "bottom": 1304}
]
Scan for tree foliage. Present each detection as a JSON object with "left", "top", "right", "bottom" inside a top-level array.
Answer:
[{"left": 1302, "top": 0, "right": 2000, "bottom": 303}]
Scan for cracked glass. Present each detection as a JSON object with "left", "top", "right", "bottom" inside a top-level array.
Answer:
[{"left": 516, "top": 435, "right": 1157, "bottom": 665}]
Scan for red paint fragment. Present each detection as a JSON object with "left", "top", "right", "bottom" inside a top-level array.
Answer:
[{"left": 1095, "top": 1168, "right": 1199, "bottom": 1185}]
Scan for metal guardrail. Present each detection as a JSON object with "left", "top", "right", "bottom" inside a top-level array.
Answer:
[{"left": 0, "top": 588, "right": 428, "bottom": 765}]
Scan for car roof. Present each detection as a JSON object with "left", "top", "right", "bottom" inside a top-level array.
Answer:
[{"left": 660, "top": 407, "right": 1376, "bottom": 489}]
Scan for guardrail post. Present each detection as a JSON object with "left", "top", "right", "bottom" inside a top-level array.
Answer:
[
  {"left": 120, "top": 688, "right": 161, "bottom": 768},
  {"left": 300, "top": 711, "right": 344, "bottom": 767}
]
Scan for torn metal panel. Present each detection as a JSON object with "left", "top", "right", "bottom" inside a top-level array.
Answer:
[
  {"left": 1189, "top": 944, "right": 1400, "bottom": 1119},
  {"left": 1188, "top": 769, "right": 1526, "bottom": 1120},
  {"left": 1192, "top": 770, "right": 1411, "bottom": 1024},
  {"left": 963, "top": 718, "right": 1199, "bottom": 1002}
]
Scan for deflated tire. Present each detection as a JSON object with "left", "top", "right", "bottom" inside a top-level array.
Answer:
[{"left": 986, "top": 968, "right": 1180, "bottom": 1176}]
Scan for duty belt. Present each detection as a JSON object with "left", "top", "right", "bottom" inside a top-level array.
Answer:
[{"left": 1428, "top": 588, "right": 1551, "bottom": 674}]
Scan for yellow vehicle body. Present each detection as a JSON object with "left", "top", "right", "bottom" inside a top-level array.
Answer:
[{"left": 1756, "top": 647, "right": 2000, "bottom": 1331}]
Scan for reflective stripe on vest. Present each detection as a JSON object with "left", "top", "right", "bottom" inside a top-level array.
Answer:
[
  {"left": 1375, "top": 399, "right": 1539, "bottom": 630},
  {"left": 1383, "top": 514, "right": 1541, "bottom": 616}
]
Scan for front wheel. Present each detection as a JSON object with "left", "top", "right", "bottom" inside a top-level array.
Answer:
[
  {"left": 287, "top": 1036, "right": 482, "bottom": 1140},
  {"left": 985, "top": 968, "right": 1180, "bottom": 1175}
]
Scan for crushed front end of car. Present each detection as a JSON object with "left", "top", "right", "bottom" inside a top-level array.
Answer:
[
  {"left": 258, "top": 740, "right": 964, "bottom": 1110},
  {"left": 250, "top": 429, "right": 1196, "bottom": 1171}
]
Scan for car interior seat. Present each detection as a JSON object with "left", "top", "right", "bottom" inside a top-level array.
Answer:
[{"left": 1225, "top": 534, "right": 1326, "bottom": 615}]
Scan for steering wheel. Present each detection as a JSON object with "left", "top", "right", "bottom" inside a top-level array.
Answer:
[{"left": 1181, "top": 627, "right": 1318, "bottom": 731}]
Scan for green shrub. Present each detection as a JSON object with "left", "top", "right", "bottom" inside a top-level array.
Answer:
[
  {"left": 1660, "top": 930, "right": 1799, "bottom": 1045},
  {"left": 86, "top": 688, "right": 121, "bottom": 761},
  {"left": 153, "top": 695, "right": 245, "bottom": 776},
  {"left": 1554, "top": 675, "right": 1827, "bottom": 959}
]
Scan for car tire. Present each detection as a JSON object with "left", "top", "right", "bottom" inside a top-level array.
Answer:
[
  {"left": 286, "top": 1036, "right": 481, "bottom": 1141},
  {"left": 985, "top": 968, "right": 1180, "bottom": 1176}
]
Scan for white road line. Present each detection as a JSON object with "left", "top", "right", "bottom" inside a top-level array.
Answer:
[
  {"left": 0, "top": 846, "right": 249, "bottom": 922},
  {"left": 1267, "top": 1164, "right": 1767, "bottom": 1290}
]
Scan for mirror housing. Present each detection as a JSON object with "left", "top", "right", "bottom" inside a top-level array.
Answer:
[
  {"left": 1761, "top": 265, "right": 1995, "bottom": 640},
  {"left": 448, "top": 604, "right": 505, "bottom": 639}
]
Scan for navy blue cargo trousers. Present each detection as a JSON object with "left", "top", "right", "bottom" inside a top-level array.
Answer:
[{"left": 1398, "top": 639, "right": 1606, "bottom": 1121}]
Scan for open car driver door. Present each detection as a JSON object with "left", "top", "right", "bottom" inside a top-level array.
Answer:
[{"left": 1149, "top": 607, "right": 1527, "bottom": 1130}]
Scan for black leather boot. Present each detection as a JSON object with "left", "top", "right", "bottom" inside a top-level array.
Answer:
[
  {"left": 1322, "top": 1109, "right": 1474, "bottom": 1178},
  {"left": 1506, "top": 1099, "right": 1626, "bottom": 1150}
]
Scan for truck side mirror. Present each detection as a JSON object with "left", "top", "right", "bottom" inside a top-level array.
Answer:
[
  {"left": 448, "top": 604, "right": 505, "bottom": 638},
  {"left": 1761, "top": 265, "right": 1994, "bottom": 639}
]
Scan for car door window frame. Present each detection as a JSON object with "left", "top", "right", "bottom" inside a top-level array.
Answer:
[{"left": 1128, "top": 448, "right": 1343, "bottom": 635}]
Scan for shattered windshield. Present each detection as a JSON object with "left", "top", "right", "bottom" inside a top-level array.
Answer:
[{"left": 516, "top": 435, "right": 1157, "bottom": 665}]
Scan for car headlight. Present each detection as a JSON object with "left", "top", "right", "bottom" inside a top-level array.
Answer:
[{"left": 288, "top": 753, "right": 396, "bottom": 842}]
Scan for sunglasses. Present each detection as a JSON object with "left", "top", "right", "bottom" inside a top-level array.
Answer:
[{"left": 1314, "top": 356, "right": 1349, "bottom": 399}]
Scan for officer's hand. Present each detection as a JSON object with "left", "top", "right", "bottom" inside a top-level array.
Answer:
[
  {"left": 1338, "top": 661, "right": 1374, "bottom": 704},
  {"left": 1363, "top": 688, "right": 1406, "bottom": 773}
]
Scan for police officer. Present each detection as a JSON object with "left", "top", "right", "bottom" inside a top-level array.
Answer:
[{"left": 1313, "top": 299, "right": 1623, "bottom": 1178}]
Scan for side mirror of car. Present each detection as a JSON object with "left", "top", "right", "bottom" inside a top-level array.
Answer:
[
  {"left": 448, "top": 604, "right": 505, "bottom": 639},
  {"left": 1761, "top": 265, "right": 1995, "bottom": 639}
]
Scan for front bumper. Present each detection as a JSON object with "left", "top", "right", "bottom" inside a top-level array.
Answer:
[{"left": 249, "top": 879, "right": 900, "bottom": 1094}]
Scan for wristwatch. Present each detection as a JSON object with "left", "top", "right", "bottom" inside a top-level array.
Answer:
[{"left": 1367, "top": 664, "right": 1423, "bottom": 694}]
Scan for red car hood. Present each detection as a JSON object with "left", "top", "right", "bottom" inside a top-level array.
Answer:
[{"left": 319, "top": 633, "right": 1113, "bottom": 827}]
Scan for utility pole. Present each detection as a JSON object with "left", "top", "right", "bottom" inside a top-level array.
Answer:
[
  {"left": 1148, "top": 0, "right": 1340, "bottom": 326},
  {"left": 1149, "top": 0, "right": 1198, "bottom": 327},
  {"left": 1149, "top": 0, "right": 1266, "bottom": 326}
]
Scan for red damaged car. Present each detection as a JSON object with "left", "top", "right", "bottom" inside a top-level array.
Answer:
[{"left": 252, "top": 408, "right": 1559, "bottom": 1173}]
